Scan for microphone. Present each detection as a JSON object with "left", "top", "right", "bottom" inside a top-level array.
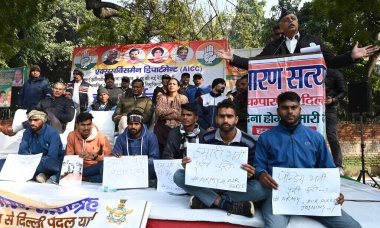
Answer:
[{"left": 273, "top": 34, "right": 286, "bottom": 55}]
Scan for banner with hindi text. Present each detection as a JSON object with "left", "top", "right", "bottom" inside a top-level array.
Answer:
[{"left": 247, "top": 53, "right": 326, "bottom": 139}]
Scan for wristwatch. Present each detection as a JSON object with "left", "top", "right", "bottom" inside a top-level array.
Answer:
[{"left": 93, "top": 154, "right": 98, "bottom": 161}]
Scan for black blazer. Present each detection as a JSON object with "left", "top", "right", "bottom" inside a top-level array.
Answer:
[{"left": 231, "top": 32, "right": 355, "bottom": 70}]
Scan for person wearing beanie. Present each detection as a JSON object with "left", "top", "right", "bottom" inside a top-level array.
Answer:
[
  {"left": 19, "top": 109, "right": 64, "bottom": 184},
  {"left": 217, "top": 8, "right": 378, "bottom": 70},
  {"left": 17, "top": 64, "right": 51, "bottom": 110},
  {"left": 196, "top": 78, "right": 227, "bottom": 131},
  {"left": 66, "top": 69, "right": 93, "bottom": 113},
  {"left": 102, "top": 72, "right": 123, "bottom": 104},
  {"left": 88, "top": 86, "right": 116, "bottom": 112}
]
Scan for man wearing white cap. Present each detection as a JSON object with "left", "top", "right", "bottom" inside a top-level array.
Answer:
[{"left": 18, "top": 109, "right": 64, "bottom": 183}]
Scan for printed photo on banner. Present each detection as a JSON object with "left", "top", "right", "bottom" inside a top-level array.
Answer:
[
  {"left": 0, "top": 87, "right": 11, "bottom": 108},
  {"left": 12, "top": 68, "right": 24, "bottom": 87},
  {"left": 124, "top": 48, "right": 145, "bottom": 64},
  {"left": 171, "top": 46, "right": 194, "bottom": 63},
  {"left": 102, "top": 49, "right": 121, "bottom": 65},
  {"left": 148, "top": 46, "right": 169, "bottom": 63}
]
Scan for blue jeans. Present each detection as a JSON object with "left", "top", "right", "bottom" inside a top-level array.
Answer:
[
  {"left": 261, "top": 189, "right": 362, "bottom": 228},
  {"left": 173, "top": 169, "right": 267, "bottom": 207},
  {"left": 83, "top": 161, "right": 103, "bottom": 183}
]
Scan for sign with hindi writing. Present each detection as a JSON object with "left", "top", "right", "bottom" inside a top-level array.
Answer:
[
  {"left": 103, "top": 156, "right": 149, "bottom": 190},
  {"left": 153, "top": 159, "right": 186, "bottom": 194},
  {"left": 0, "top": 154, "right": 42, "bottom": 182},
  {"left": 185, "top": 143, "right": 248, "bottom": 192},
  {"left": 247, "top": 53, "right": 326, "bottom": 139},
  {"left": 272, "top": 167, "right": 341, "bottom": 216},
  {"left": 59, "top": 155, "right": 83, "bottom": 186},
  {"left": 71, "top": 40, "right": 229, "bottom": 97}
]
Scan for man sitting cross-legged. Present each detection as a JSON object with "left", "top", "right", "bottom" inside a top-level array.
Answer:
[
  {"left": 173, "top": 100, "right": 267, "bottom": 217},
  {"left": 66, "top": 112, "right": 112, "bottom": 183}
]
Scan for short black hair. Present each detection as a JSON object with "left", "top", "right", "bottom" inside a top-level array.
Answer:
[
  {"left": 129, "top": 48, "right": 139, "bottom": 54},
  {"left": 162, "top": 74, "right": 171, "bottom": 80},
  {"left": 241, "top": 74, "right": 248, "bottom": 80},
  {"left": 0, "top": 90, "right": 5, "bottom": 95},
  {"left": 181, "top": 103, "right": 197, "bottom": 115},
  {"left": 277, "top": 91, "right": 300, "bottom": 106},
  {"left": 216, "top": 99, "right": 237, "bottom": 115},
  {"left": 132, "top": 78, "right": 144, "bottom": 86},
  {"left": 73, "top": 69, "right": 84, "bottom": 77},
  {"left": 152, "top": 47, "right": 164, "bottom": 55},
  {"left": 181, "top": 72, "right": 190, "bottom": 78},
  {"left": 76, "top": 112, "right": 94, "bottom": 123},
  {"left": 122, "top": 76, "right": 130, "bottom": 83},
  {"left": 177, "top": 46, "right": 188, "bottom": 53}
]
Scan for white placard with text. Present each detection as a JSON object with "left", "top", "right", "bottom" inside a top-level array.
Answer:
[
  {"left": 185, "top": 143, "right": 248, "bottom": 192},
  {"left": 0, "top": 153, "right": 42, "bottom": 182},
  {"left": 272, "top": 167, "right": 341, "bottom": 216},
  {"left": 154, "top": 159, "right": 186, "bottom": 194}
]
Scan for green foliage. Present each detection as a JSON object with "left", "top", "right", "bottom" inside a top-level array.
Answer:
[{"left": 228, "top": 0, "right": 265, "bottom": 49}]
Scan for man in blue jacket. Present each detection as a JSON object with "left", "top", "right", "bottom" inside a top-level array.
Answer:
[
  {"left": 18, "top": 109, "right": 64, "bottom": 183},
  {"left": 254, "top": 92, "right": 361, "bottom": 228},
  {"left": 113, "top": 110, "right": 159, "bottom": 180}
]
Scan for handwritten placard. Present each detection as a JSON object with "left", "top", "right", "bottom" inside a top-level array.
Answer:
[
  {"left": 103, "top": 156, "right": 148, "bottom": 190},
  {"left": 185, "top": 143, "right": 248, "bottom": 192},
  {"left": 59, "top": 155, "right": 83, "bottom": 186},
  {"left": 272, "top": 167, "right": 341, "bottom": 216},
  {"left": 0, "top": 154, "right": 42, "bottom": 182},
  {"left": 153, "top": 159, "right": 186, "bottom": 194}
]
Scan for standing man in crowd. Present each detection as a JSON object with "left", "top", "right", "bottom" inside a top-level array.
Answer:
[
  {"left": 19, "top": 109, "right": 64, "bottom": 183},
  {"left": 162, "top": 103, "right": 205, "bottom": 159},
  {"left": 254, "top": 92, "right": 361, "bottom": 228},
  {"left": 119, "top": 76, "right": 133, "bottom": 97},
  {"left": 186, "top": 73, "right": 210, "bottom": 104},
  {"left": 179, "top": 72, "right": 191, "bottom": 95},
  {"left": 325, "top": 69, "right": 346, "bottom": 175},
  {"left": 66, "top": 112, "right": 112, "bottom": 183},
  {"left": 112, "top": 79, "right": 154, "bottom": 133},
  {"left": 102, "top": 72, "right": 124, "bottom": 104},
  {"left": 232, "top": 75, "right": 248, "bottom": 132},
  {"left": 196, "top": 78, "right": 227, "bottom": 131},
  {"left": 174, "top": 100, "right": 267, "bottom": 217},
  {"left": 152, "top": 74, "right": 171, "bottom": 106},
  {"left": 113, "top": 110, "right": 159, "bottom": 180},
  {"left": 66, "top": 69, "right": 93, "bottom": 113},
  {"left": 18, "top": 65, "right": 51, "bottom": 110}
]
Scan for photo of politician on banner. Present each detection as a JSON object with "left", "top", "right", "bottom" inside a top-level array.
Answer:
[{"left": 247, "top": 53, "right": 326, "bottom": 139}]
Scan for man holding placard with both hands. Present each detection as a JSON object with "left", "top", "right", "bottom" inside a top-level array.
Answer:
[{"left": 174, "top": 100, "right": 267, "bottom": 217}]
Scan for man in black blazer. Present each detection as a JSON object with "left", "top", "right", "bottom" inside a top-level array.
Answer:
[{"left": 217, "top": 9, "right": 378, "bottom": 70}]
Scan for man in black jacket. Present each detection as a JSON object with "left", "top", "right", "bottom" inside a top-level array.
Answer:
[
  {"left": 325, "top": 69, "right": 346, "bottom": 175},
  {"left": 217, "top": 9, "right": 378, "bottom": 70},
  {"left": 162, "top": 103, "right": 205, "bottom": 159}
]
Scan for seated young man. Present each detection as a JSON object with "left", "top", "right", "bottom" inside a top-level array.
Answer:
[
  {"left": 174, "top": 100, "right": 267, "bottom": 217},
  {"left": 113, "top": 110, "right": 159, "bottom": 180},
  {"left": 66, "top": 112, "right": 112, "bottom": 183},
  {"left": 19, "top": 109, "right": 64, "bottom": 183}
]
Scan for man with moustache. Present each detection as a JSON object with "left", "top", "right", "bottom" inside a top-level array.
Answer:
[
  {"left": 217, "top": 9, "right": 378, "bottom": 70},
  {"left": 66, "top": 112, "right": 112, "bottom": 183},
  {"left": 174, "top": 100, "right": 267, "bottom": 217},
  {"left": 196, "top": 78, "right": 227, "bottom": 131},
  {"left": 66, "top": 69, "right": 93, "bottom": 113},
  {"left": 19, "top": 109, "right": 64, "bottom": 183},
  {"left": 162, "top": 103, "right": 206, "bottom": 159},
  {"left": 254, "top": 92, "right": 361, "bottom": 228},
  {"left": 113, "top": 110, "right": 159, "bottom": 180},
  {"left": 179, "top": 73, "right": 191, "bottom": 95}
]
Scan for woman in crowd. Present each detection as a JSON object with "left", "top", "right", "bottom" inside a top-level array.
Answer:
[{"left": 154, "top": 78, "right": 188, "bottom": 157}]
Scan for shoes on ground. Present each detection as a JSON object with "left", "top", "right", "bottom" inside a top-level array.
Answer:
[
  {"left": 189, "top": 196, "right": 209, "bottom": 209},
  {"left": 36, "top": 173, "right": 48, "bottom": 183},
  {"left": 226, "top": 201, "right": 255, "bottom": 218}
]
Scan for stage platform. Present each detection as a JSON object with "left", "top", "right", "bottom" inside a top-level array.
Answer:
[{"left": 0, "top": 177, "right": 379, "bottom": 228}]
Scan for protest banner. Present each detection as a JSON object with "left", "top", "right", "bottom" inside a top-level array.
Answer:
[
  {"left": 153, "top": 159, "right": 186, "bottom": 194},
  {"left": 0, "top": 67, "right": 27, "bottom": 108},
  {"left": 71, "top": 40, "right": 229, "bottom": 96},
  {"left": 247, "top": 53, "right": 326, "bottom": 139},
  {"left": 103, "top": 156, "right": 149, "bottom": 190},
  {"left": 0, "top": 154, "right": 42, "bottom": 182},
  {"left": 185, "top": 143, "right": 248, "bottom": 192},
  {"left": 272, "top": 167, "right": 341, "bottom": 216},
  {"left": 59, "top": 155, "right": 83, "bottom": 186}
]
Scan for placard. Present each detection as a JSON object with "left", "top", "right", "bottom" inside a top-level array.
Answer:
[
  {"left": 103, "top": 156, "right": 148, "bottom": 190},
  {"left": 153, "top": 159, "right": 186, "bottom": 194},
  {"left": 59, "top": 155, "right": 83, "bottom": 186},
  {"left": 0, "top": 154, "right": 42, "bottom": 182},
  {"left": 185, "top": 143, "right": 248, "bottom": 192},
  {"left": 272, "top": 167, "right": 341, "bottom": 216}
]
